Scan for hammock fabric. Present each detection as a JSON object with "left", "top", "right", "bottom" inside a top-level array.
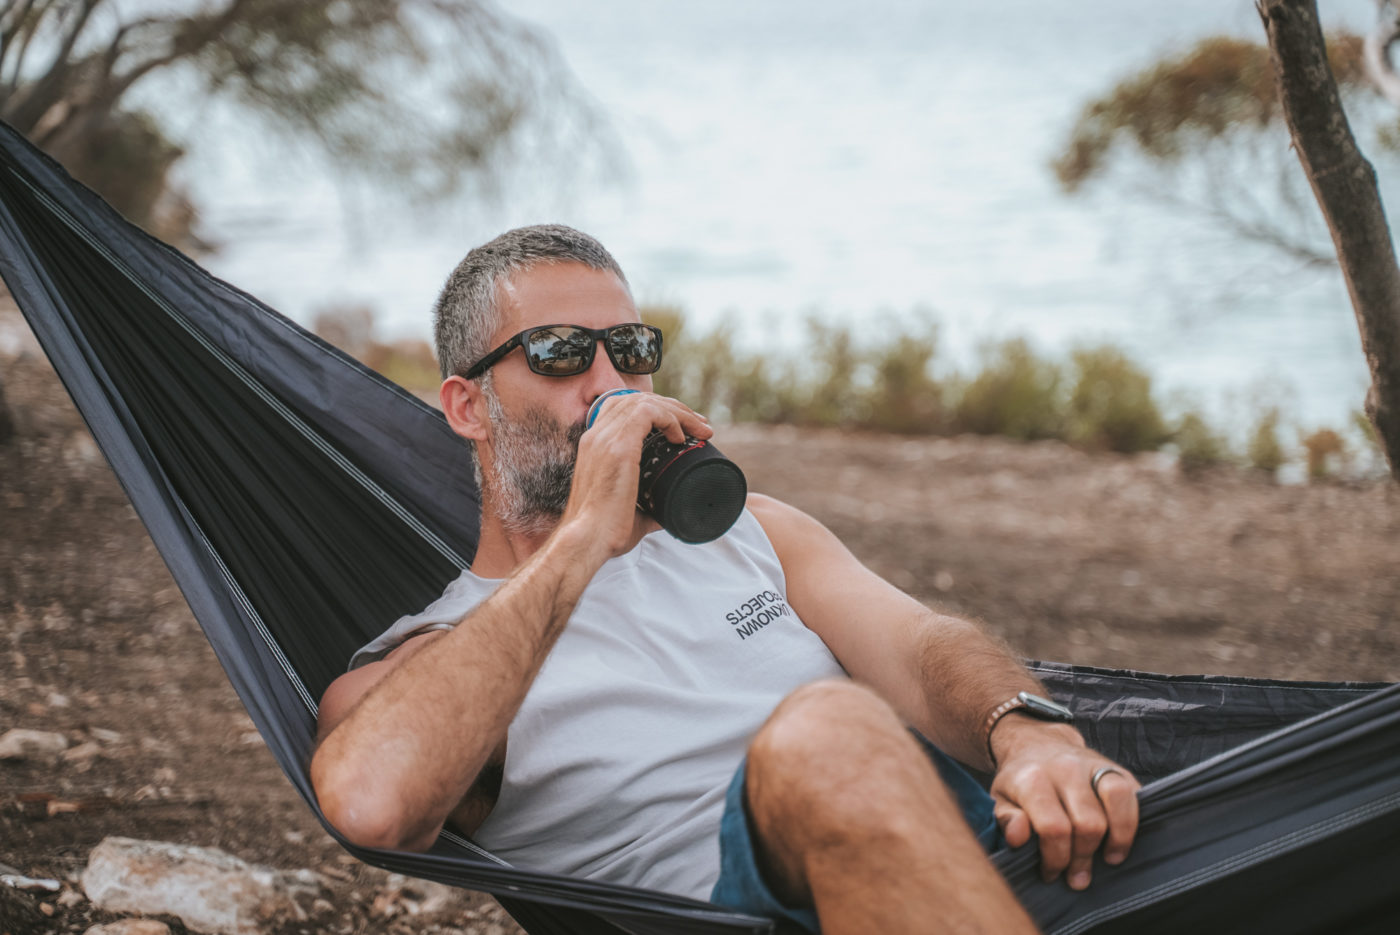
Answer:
[{"left": 1, "top": 119, "right": 1398, "bottom": 934}]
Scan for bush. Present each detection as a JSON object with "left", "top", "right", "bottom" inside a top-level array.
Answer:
[
  {"left": 1066, "top": 345, "right": 1169, "bottom": 453},
  {"left": 1247, "top": 407, "right": 1286, "bottom": 475},
  {"left": 1174, "top": 410, "right": 1231, "bottom": 473},
  {"left": 865, "top": 315, "right": 945, "bottom": 435},
  {"left": 1301, "top": 427, "right": 1346, "bottom": 480},
  {"left": 952, "top": 338, "right": 1065, "bottom": 440}
]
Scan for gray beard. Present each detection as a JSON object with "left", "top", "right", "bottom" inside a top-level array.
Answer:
[{"left": 481, "top": 379, "right": 585, "bottom": 537}]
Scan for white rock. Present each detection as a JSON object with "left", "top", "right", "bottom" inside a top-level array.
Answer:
[
  {"left": 82, "top": 838, "right": 323, "bottom": 935},
  {"left": 0, "top": 728, "right": 69, "bottom": 760},
  {"left": 84, "top": 921, "right": 172, "bottom": 935},
  {"left": 62, "top": 741, "right": 104, "bottom": 763},
  {"left": 89, "top": 728, "right": 123, "bottom": 744},
  {"left": 0, "top": 873, "right": 61, "bottom": 892}
]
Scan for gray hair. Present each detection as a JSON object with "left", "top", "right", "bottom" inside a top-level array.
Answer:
[{"left": 433, "top": 224, "right": 629, "bottom": 380}]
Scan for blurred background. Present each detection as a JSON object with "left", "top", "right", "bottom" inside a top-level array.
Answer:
[{"left": 4, "top": 0, "right": 1394, "bottom": 474}]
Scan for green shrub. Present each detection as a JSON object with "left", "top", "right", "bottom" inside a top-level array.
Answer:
[
  {"left": 796, "top": 319, "right": 867, "bottom": 427},
  {"left": 1246, "top": 407, "right": 1285, "bottom": 475},
  {"left": 865, "top": 315, "right": 945, "bottom": 435},
  {"left": 1174, "top": 410, "right": 1231, "bottom": 473},
  {"left": 952, "top": 338, "right": 1065, "bottom": 440},
  {"left": 1066, "top": 345, "right": 1168, "bottom": 452}
]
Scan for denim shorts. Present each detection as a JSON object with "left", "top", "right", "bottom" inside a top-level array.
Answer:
[{"left": 709, "top": 733, "right": 1001, "bottom": 934}]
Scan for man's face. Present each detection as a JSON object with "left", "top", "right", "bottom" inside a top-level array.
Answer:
[{"left": 476, "top": 262, "right": 652, "bottom": 534}]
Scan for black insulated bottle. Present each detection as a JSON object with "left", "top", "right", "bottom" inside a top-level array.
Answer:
[{"left": 587, "top": 389, "right": 747, "bottom": 543}]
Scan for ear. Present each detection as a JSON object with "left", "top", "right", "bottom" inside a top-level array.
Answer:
[{"left": 440, "top": 375, "right": 489, "bottom": 442}]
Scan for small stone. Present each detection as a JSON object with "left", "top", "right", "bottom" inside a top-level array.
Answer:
[
  {"left": 83, "top": 838, "right": 323, "bottom": 935},
  {"left": 84, "top": 921, "right": 173, "bottom": 935},
  {"left": 46, "top": 692, "right": 71, "bottom": 708},
  {"left": 57, "top": 888, "right": 85, "bottom": 907},
  {"left": 0, "top": 873, "right": 62, "bottom": 893},
  {"left": 933, "top": 570, "right": 955, "bottom": 592},
  {"left": 39, "top": 901, "right": 54, "bottom": 915},
  {"left": 62, "top": 742, "right": 104, "bottom": 763},
  {"left": 0, "top": 728, "right": 69, "bottom": 760},
  {"left": 89, "top": 728, "right": 123, "bottom": 744}
]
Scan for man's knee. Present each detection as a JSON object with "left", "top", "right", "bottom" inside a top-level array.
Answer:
[{"left": 747, "top": 679, "right": 933, "bottom": 833}]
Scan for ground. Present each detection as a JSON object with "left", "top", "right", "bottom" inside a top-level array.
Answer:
[{"left": 2, "top": 319, "right": 1398, "bottom": 934}]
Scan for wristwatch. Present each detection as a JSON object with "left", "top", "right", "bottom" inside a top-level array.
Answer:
[{"left": 984, "top": 691, "right": 1074, "bottom": 767}]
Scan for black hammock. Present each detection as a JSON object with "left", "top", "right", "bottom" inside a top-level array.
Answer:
[{"left": 2, "top": 119, "right": 1399, "bottom": 935}]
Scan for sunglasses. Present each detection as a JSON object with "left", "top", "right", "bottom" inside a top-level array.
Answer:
[{"left": 462, "top": 323, "right": 664, "bottom": 379}]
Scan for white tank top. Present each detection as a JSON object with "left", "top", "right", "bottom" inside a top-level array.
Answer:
[{"left": 350, "top": 509, "right": 847, "bottom": 899}]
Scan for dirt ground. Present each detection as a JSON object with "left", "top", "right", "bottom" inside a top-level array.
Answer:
[{"left": 2, "top": 317, "right": 1399, "bottom": 934}]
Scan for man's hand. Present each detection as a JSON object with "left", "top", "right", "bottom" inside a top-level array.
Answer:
[
  {"left": 989, "top": 717, "right": 1140, "bottom": 891},
  {"left": 562, "top": 391, "right": 711, "bottom": 558}
]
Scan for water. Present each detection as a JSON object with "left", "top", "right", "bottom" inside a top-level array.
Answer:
[{"left": 174, "top": 0, "right": 1381, "bottom": 432}]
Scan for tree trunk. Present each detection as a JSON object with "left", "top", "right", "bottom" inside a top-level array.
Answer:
[{"left": 1260, "top": 0, "right": 1400, "bottom": 480}]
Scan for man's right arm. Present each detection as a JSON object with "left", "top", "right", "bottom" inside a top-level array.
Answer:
[
  {"left": 310, "top": 390, "right": 709, "bottom": 852},
  {"left": 311, "top": 524, "right": 611, "bottom": 850}
]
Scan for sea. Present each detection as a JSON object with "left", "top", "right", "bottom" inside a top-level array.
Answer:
[{"left": 164, "top": 0, "right": 1386, "bottom": 434}]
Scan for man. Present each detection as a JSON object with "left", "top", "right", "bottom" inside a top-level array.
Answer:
[{"left": 310, "top": 225, "right": 1139, "bottom": 934}]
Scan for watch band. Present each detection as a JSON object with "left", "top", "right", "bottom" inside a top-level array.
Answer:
[{"left": 983, "top": 691, "right": 1074, "bottom": 767}]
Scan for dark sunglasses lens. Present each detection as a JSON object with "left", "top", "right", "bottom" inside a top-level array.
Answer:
[
  {"left": 526, "top": 327, "right": 594, "bottom": 375},
  {"left": 607, "top": 324, "right": 661, "bottom": 374}
]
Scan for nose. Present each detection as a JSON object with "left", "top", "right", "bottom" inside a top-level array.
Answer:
[{"left": 579, "top": 341, "right": 632, "bottom": 395}]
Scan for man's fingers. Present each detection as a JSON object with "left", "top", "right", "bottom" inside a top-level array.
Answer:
[
  {"left": 1095, "top": 771, "right": 1140, "bottom": 866},
  {"left": 994, "top": 800, "right": 1031, "bottom": 849},
  {"left": 1061, "top": 778, "right": 1108, "bottom": 891},
  {"left": 591, "top": 392, "right": 710, "bottom": 443},
  {"left": 1010, "top": 780, "right": 1074, "bottom": 883}
]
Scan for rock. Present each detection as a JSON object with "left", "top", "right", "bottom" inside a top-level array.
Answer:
[
  {"left": 0, "top": 728, "right": 69, "bottom": 760},
  {"left": 82, "top": 837, "right": 324, "bottom": 935},
  {"left": 84, "top": 921, "right": 172, "bottom": 935},
  {"left": 0, "top": 872, "right": 62, "bottom": 892},
  {"left": 88, "top": 728, "right": 123, "bottom": 744},
  {"left": 62, "top": 741, "right": 104, "bottom": 763}
]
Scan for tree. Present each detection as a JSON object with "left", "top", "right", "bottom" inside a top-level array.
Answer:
[
  {"left": 1260, "top": 0, "right": 1400, "bottom": 479},
  {"left": 0, "top": 0, "right": 611, "bottom": 442},
  {"left": 1052, "top": 32, "right": 1386, "bottom": 266},
  {"left": 0, "top": 1, "right": 607, "bottom": 236}
]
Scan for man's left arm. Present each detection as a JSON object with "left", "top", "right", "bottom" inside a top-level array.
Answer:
[{"left": 747, "top": 493, "right": 1139, "bottom": 891}]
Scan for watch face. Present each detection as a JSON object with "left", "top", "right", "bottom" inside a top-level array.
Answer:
[{"left": 1018, "top": 691, "right": 1074, "bottom": 722}]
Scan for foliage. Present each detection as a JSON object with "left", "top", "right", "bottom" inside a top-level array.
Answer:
[
  {"left": 1301, "top": 427, "right": 1347, "bottom": 480},
  {"left": 0, "top": 0, "right": 605, "bottom": 247},
  {"left": 1247, "top": 407, "right": 1286, "bottom": 475},
  {"left": 321, "top": 302, "right": 1388, "bottom": 482},
  {"left": 1052, "top": 32, "right": 1380, "bottom": 265},
  {"left": 1065, "top": 346, "right": 1169, "bottom": 453},
  {"left": 1174, "top": 410, "right": 1231, "bottom": 473},
  {"left": 952, "top": 338, "right": 1064, "bottom": 441},
  {"left": 863, "top": 315, "right": 945, "bottom": 435}
]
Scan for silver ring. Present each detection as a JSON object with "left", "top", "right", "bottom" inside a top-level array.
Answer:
[{"left": 1090, "top": 766, "right": 1122, "bottom": 797}]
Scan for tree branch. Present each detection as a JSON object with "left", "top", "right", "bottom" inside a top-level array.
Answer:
[
  {"left": 1261, "top": 0, "right": 1400, "bottom": 479},
  {"left": 0, "top": 0, "right": 41, "bottom": 64},
  {"left": 1363, "top": 0, "right": 1400, "bottom": 106},
  {"left": 5, "top": 0, "right": 102, "bottom": 132}
]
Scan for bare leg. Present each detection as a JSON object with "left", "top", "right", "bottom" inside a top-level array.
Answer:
[{"left": 745, "top": 680, "right": 1038, "bottom": 935}]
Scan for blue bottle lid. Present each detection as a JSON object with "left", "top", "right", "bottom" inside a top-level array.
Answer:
[{"left": 586, "top": 388, "right": 641, "bottom": 429}]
